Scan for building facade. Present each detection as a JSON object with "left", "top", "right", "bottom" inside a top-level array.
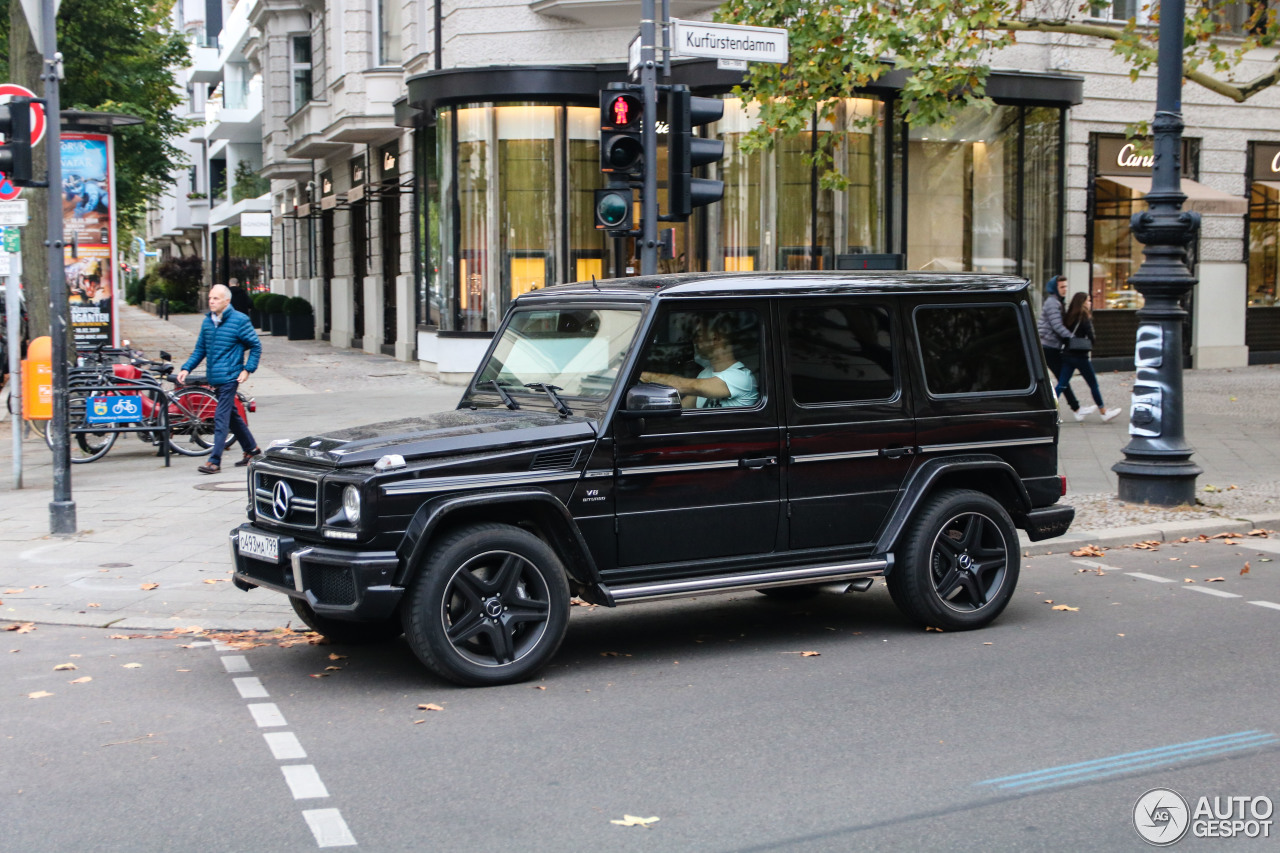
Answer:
[{"left": 158, "top": 0, "right": 1280, "bottom": 379}]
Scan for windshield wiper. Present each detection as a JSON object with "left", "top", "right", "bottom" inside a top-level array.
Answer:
[
  {"left": 525, "top": 383, "right": 573, "bottom": 417},
  {"left": 482, "top": 380, "right": 520, "bottom": 410}
]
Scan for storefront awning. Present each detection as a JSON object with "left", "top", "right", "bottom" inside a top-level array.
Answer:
[{"left": 1099, "top": 175, "right": 1247, "bottom": 215}]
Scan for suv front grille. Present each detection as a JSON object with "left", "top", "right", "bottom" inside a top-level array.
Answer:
[{"left": 254, "top": 469, "right": 320, "bottom": 530}]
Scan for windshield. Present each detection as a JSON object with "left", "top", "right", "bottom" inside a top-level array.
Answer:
[{"left": 475, "top": 306, "right": 643, "bottom": 398}]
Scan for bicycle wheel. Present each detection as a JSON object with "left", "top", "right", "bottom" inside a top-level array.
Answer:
[
  {"left": 43, "top": 391, "right": 117, "bottom": 463},
  {"left": 175, "top": 386, "right": 240, "bottom": 452}
]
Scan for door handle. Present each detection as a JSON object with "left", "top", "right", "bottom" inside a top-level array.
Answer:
[
  {"left": 879, "top": 446, "right": 915, "bottom": 459},
  {"left": 739, "top": 456, "right": 779, "bottom": 470}
]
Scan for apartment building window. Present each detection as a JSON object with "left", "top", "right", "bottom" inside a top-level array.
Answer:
[
  {"left": 188, "top": 166, "right": 199, "bottom": 195},
  {"left": 378, "top": 0, "right": 402, "bottom": 65},
  {"left": 1087, "top": 0, "right": 1154, "bottom": 22},
  {"left": 291, "top": 36, "right": 313, "bottom": 113}
]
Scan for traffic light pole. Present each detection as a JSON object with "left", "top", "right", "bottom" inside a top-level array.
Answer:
[
  {"left": 638, "top": 0, "right": 659, "bottom": 275},
  {"left": 42, "top": 0, "right": 75, "bottom": 533}
]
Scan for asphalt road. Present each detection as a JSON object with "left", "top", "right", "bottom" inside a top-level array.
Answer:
[{"left": 5, "top": 535, "right": 1280, "bottom": 852}]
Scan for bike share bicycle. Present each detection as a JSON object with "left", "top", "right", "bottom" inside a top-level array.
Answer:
[{"left": 45, "top": 342, "right": 255, "bottom": 464}]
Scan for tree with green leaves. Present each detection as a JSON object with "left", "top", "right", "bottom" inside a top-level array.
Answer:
[
  {"left": 718, "top": 0, "right": 1280, "bottom": 186},
  {"left": 2, "top": 0, "right": 190, "bottom": 337}
]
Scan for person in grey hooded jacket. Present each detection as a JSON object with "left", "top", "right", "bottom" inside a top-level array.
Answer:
[{"left": 1037, "top": 275, "right": 1087, "bottom": 417}]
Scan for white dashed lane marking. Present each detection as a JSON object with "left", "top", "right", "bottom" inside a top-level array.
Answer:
[
  {"left": 264, "top": 731, "right": 308, "bottom": 760},
  {"left": 303, "top": 809, "right": 357, "bottom": 848},
  {"left": 282, "top": 765, "right": 330, "bottom": 800},
  {"left": 215, "top": 648, "right": 356, "bottom": 846},
  {"left": 234, "top": 676, "right": 270, "bottom": 699},
  {"left": 1068, "top": 562, "right": 1280, "bottom": 611},
  {"left": 248, "top": 702, "right": 288, "bottom": 728},
  {"left": 221, "top": 655, "right": 253, "bottom": 673},
  {"left": 1186, "top": 586, "right": 1243, "bottom": 599}
]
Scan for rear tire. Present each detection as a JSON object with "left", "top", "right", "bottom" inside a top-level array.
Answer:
[
  {"left": 887, "top": 489, "right": 1019, "bottom": 631},
  {"left": 402, "top": 522, "right": 570, "bottom": 686},
  {"left": 167, "top": 387, "right": 218, "bottom": 456},
  {"left": 289, "top": 597, "right": 402, "bottom": 644}
]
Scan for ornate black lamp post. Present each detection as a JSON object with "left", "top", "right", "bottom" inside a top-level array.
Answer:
[{"left": 1112, "top": 0, "right": 1203, "bottom": 506}]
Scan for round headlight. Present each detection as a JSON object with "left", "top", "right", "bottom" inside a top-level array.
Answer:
[{"left": 342, "top": 485, "right": 361, "bottom": 525}]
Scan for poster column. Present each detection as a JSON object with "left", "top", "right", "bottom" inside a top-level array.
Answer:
[{"left": 61, "top": 132, "right": 119, "bottom": 350}]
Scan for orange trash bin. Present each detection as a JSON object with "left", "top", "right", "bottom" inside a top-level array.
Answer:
[{"left": 22, "top": 335, "right": 52, "bottom": 421}]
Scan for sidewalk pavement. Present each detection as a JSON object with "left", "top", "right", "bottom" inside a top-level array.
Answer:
[{"left": 1, "top": 304, "right": 1278, "bottom": 631}]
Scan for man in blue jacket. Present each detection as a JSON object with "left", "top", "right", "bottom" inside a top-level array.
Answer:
[{"left": 177, "top": 284, "right": 262, "bottom": 474}]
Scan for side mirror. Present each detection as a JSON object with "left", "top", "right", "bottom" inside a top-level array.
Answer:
[{"left": 620, "top": 382, "right": 682, "bottom": 418}]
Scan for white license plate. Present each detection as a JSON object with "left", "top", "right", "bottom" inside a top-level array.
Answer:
[{"left": 238, "top": 530, "right": 280, "bottom": 562}]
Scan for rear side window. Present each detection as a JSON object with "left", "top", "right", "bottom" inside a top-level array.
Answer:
[
  {"left": 785, "top": 303, "right": 896, "bottom": 405},
  {"left": 914, "top": 304, "right": 1032, "bottom": 396}
]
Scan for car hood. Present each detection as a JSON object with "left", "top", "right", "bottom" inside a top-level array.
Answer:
[{"left": 265, "top": 409, "right": 598, "bottom": 469}]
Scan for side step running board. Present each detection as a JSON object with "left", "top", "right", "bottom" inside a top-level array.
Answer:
[{"left": 604, "top": 557, "right": 890, "bottom": 605}]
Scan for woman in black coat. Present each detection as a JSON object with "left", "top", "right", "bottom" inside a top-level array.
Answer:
[{"left": 1054, "top": 293, "right": 1121, "bottom": 423}]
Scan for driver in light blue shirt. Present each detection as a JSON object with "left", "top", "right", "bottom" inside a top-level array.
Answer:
[{"left": 640, "top": 312, "right": 759, "bottom": 408}]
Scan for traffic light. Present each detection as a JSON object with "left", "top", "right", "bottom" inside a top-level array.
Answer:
[
  {"left": 667, "top": 86, "right": 724, "bottom": 220},
  {"left": 0, "top": 97, "right": 34, "bottom": 186},
  {"left": 594, "top": 186, "right": 634, "bottom": 234},
  {"left": 600, "top": 89, "right": 644, "bottom": 179}
]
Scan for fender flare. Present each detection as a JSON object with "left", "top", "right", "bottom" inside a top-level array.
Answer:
[
  {"left": 395, "top": 489, "right": 601, "bottom": 590},
  {"left": 874, "top": 455, "right": 1031, "bottom": 564}
]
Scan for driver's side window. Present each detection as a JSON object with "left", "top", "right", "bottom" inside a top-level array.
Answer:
[{"left": 637, "top": 308, "right": 762, "bottom": 410}]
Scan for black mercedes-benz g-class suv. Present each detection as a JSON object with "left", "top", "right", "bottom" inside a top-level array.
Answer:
[{"left": 230, "top": 272, "right": 1073, "bottom": 686}]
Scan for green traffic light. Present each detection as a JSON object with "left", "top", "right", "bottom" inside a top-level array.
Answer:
[{"left": 597, "top": 192, "right": 629, "bottom": 227}]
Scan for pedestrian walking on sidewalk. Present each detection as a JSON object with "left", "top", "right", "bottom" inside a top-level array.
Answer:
[
  {"left": 1037, "top": 275, "right": 1084, "bottom": 417},
  {"left": 177, "top": 284, "right": 263, "bottom": 473},
  {"left": 1054, "top": 292, "right": 1121, "bottom": 423}
]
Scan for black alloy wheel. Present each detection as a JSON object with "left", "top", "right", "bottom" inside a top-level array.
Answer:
[
  {"left": 887, "top": 489, "right": 1019, "bottom": 631},
  {"left": 403, "top": 523, "right": 570, "bottom": 686}
]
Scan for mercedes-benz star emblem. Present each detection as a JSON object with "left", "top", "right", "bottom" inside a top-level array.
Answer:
[{"left": 272, "top": 480, "right": 294, "bottom": 520}]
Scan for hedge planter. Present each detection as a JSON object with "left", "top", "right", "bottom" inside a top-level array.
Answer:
[
  {"left": 270, "top": 313, "right": 289, "bottom": 336},
  {"left": 286, "top": 313, "right": 315, "bottom": 340}
]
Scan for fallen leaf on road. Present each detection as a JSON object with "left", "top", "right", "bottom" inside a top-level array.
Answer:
[
  {"left": 801, "top": 650, "right": 822, "bottom": 655},
  {"left": 1222, "top": 540, "right": 1238, "bottom": 546},
  {"left": 925, "top": 627, "right": 944, "bottom": 633},
  {"left": 69, "top": 676, "right": 92, "bottom": 684},
  {"left": 1184, "top": 578, "right": 1196, "bottom": 583},
  {"left": 30, "top": 584, "right": 45, "bottom": 589},
  {"left": 1205, "top": 577, "right": 1226, "bottom": 583},
  {"left": 1241, "top": 563, "right": 1251, "bottom": 575},
  {"left": 417, "top": 703, "right": 444, "bottom": 711},
  {"left": 4, "top": 588, "right": 24, "bottom": 594},
  {"left": 5, "top": 623, "right": 35, "bottom": 633},
  {"left": 140, "top": 583, "right": 159, "bottom": 591},
  {"left": 1070, "top": 545, "right": 1105, "bottom": 557},
  {"left": 324, "top": 666, "right": 342, "bottom": 671},
  {"left": 202, "top": 578, "right": 230, "bottom": 584},
  {"left": 327, "top": 653, "right": 348, "bottom": 660},
  {"left": 53, "top": 663, "right": 77, "bottom": 671},
  {"left": 87, "top": 603, "right": 100, "bottom": 608},
  {"left": 108, "top": 634, "right": 131, "bottom": 640},
  {"left": 413, "top": 719, "right": 426, "bottom": 724},
  {"left": 1051, "top": 605, "right": 1079, "bottom": 611},
  {"left": 1118, "top": 633, "right": 1125, "bottom": 637},
  {"left": 27, "top": 691, "right": 53, "bottom": 699},
  {"left": 1208, "top": 532, "right": 1236, "bottom": 540},
  {"left": 611, "top": 815, "right": 659, "bottom": 827},
  {"left": 533, "top": 685, "right": 546, "bottom": 690},
  {"left": 1248, "top": 529, "right": 1273, "bottom": 537},
  {"left": 309, "top": 673, "right": 329, "bottom": 678},
  {"left": 122, "top": 663, "right": 142, "bottom": 669},
  {"left": 1133, "top": 541, "right": 1161, "bottom": 551}
]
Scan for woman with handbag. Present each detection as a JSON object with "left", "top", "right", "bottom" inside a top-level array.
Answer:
[{"left": 1055, "top": 293, "right": 1121, "bottom": 422}]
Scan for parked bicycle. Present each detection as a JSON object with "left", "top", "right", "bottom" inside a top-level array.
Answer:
[{"left": 46, "top": 344, "right": 256, "bottom": 463}]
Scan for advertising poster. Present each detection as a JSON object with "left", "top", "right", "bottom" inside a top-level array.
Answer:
[{"left": 62, "top": 132, "right": 119, "bottom": 350}]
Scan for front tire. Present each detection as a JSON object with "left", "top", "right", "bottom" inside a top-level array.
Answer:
[
  {"left": 289, "top": 597, "right": 402, "bottom": 644},
  {"left": 887, "top": 489, "right": 1019, "bottom": 631},
  {"left": 402, "top": 522, "right": 570, "bottom": 686}
]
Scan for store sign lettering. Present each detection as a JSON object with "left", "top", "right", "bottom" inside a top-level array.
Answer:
[
  {"left": 1117, "top": 143, "right": 1155, "bottom": 170},
  {"left": 1271, "top": 151, "right": 1280, "bottom": 174}
]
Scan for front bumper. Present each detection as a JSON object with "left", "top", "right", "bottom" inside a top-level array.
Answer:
[{"left": 229, "top": 524, "right": 404, "bottom": 621}]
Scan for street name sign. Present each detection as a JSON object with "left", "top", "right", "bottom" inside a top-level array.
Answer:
[{"left": 670, "top": 19, "right": 789, "bottom": 65}]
